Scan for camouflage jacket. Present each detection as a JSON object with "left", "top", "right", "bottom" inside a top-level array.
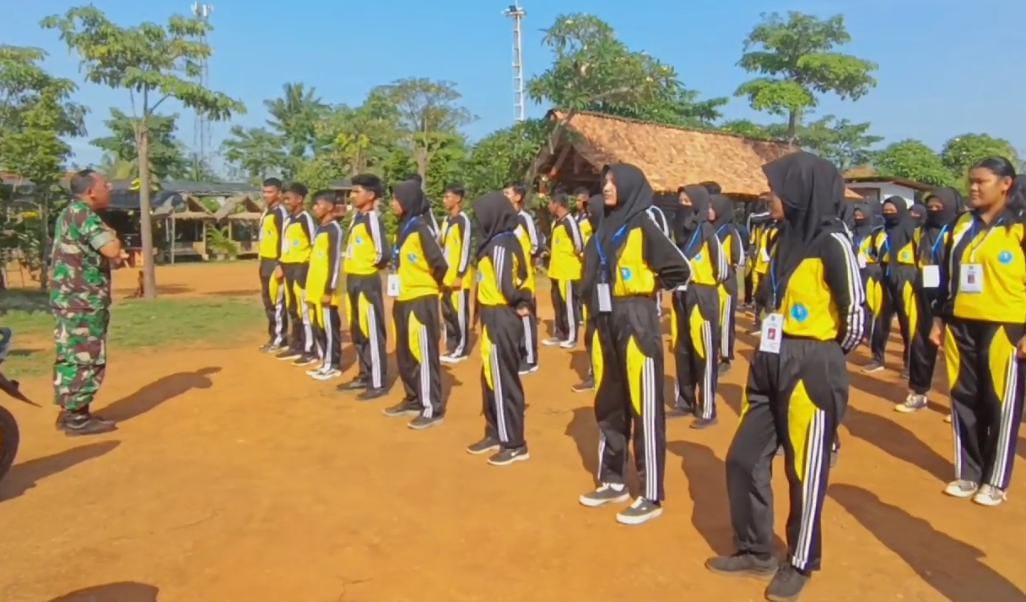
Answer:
[{"left": 48, "top": 200, "right": 117, "bottom": 311}]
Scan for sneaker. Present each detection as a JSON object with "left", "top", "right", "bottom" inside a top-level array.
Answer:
[
  {"left": 306, "top": 366, "right": 326, "bottom": 376},
  {"left": 487, "top": 446, "right": 530, "bottom": 466},
  {"left": 312, "top": 368, "right": 342, "bottom": 381},
  {"left": 382, "top": 400, "right": 420, "bottom": 417},
  {"left": 466, "top": 436, "right": 501, "bottom": 455},
  {"left": 765, "top": 564, "right": 810, "bottom": 602},
  {"left": 615, "top": 497, "right": 663, "bottom": 525},
  {"left": 579, "top": 483, "right": 630, "bottom": 508},
  {"left": 559, "top": 339, "right": 576, "bottom": 350},
  {"left": 862, "top": 360, "right": 884, "bottom": 374},
  {"left": 718, "top": 360, "right": 732, "bottom": 375},
  {"left": 263, "top": 342, "right": 286, "bottom": 354},
  {"left": 704, "top": 553, "right": 778, "bottom": 580},
  {"left": 258, "top": 342, "right": 276, "bottom": 353},
  {"left": 944, "top": 413, "right": 952, "bottom": 424},
  {"left": 292, "top": 353, "right": 318, "bottom": 367},
  {"left": 690, "top": 416, "right": 718, "bottom": 430},
  {"left": 944, "top": 479, "right": 979, "bottom": 499},
  {"left": 668, "top": 399, "right": 696, "bottom": 419},
  {"left": 338, "top": 377, "right": 369, "bottom": 392},
  {"left": 571, "top": 377, "right": 596, "bottom": 393},
  {"left": 61, "top": 413, "right": 118, "bottom": 436},
  {"left": 440, "top": 354, "right": 469, "bottom": 365},
  {"left": 518, "top": 364, "right": 539, "bottom": 376},
  {"left": 542, "top": 337, "right": 562, "bottom": 347},
  {"left": 55, "top": 409, "right": 115, "bottom": 431},
  {"left": 357, "top": 387, "right": 389, "bottom": 401},
  {"left": 895, "top": 393, "right": 928, "bottom": 413},
  {"left": 275, "top": 349, "right": 302, "bottom": 361},
  {"left": 408, "top": 414, "right": 444, "bottom": 430},
  {"left": 973, "top": 484, "right": 1007, "bottom": 507}
]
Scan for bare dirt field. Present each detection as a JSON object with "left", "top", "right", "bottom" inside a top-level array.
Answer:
[{"left": 1, "top": 262, "right": 1024, "bottom": 601}]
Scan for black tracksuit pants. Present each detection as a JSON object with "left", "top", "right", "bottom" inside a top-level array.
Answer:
[
  {"left": 720, "top": 273, "right": 738, "bottom": 362},
  {"left": 673, "top": 284, "right": 721, "bottom": 419},
  {"left": 908, "top": 286, "right": 940, "bottom": 395},
  {"left": 871, "top": 265, "right": 915, "bottom": 366},
  {"left": 260, "top": 259, "right": 287, "bottom": 346},
  {"left": 550, "top": 278, "right": 580, "bottom": 343},
  {"left": 346, "top": 274, "right": 386, "bottom": 389},
  {"left": 945, "top": 319, "right": 1025, "bottom": 490},
  {"left": 283, "top": 263, "right": 312, "bottom": 354},
  {"left": 311, "top": 303, "right": 342, "bottom": 371},
  {"left": 727, "top": 338, "right": 847, "bottom": 573},
  {"left": 442, "top": 287, "right": 472, "bottom": 358},
  {"left": 395, "top": 295, "right": 444, "bottom": 418},
  {"left": 593, "top": 298, "right": 666, "bottom": 502},
  {"left": 480, "top": 306, "right": 526, "bottom": 449}
]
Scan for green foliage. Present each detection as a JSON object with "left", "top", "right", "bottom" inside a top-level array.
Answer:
[
  {"left": 941, "top": 134, "right": 1020, "bottom": 179},
  {"left": 205, "top": 225, "right": 238, "bottom": 258},
  {"left": 463, "top": 119, "right": 551, "bottom": 199},
  {"left": 222, "top": 126, "right": 287, "bottom": 182},
  {"left": 736, "top": 12, "right": 877, "bottom": 138},
  {"left": 264, "top": 82, "right": 329, "bottom": 177},
  {"left": 719, "top": 115, "right": 880, "bottom": 172},
  {"left": 91, "top": 108, "right": 188, "bottom": 181},
  {"left": 873, "top": 140, "right": 954, "bottom": 187}
]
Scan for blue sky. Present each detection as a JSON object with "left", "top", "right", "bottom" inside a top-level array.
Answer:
[{"left": 4, "top": 0, "right": 1025, "bottom": 170}]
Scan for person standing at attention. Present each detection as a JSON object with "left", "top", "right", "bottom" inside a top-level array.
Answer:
[
  {"left": 504, "top": 183, "right": 541, "bottom": 374},
  {"left": 276, "top": 183, "right": 317, "bottom": 367},
  {"left": 383, "top": 180, "right": 449, "bottom": 429},
  {"left": 304, "top": 190, "right": 346, "bottom": 381},
  {"left": 50, "top": 169, "right": 123, "bottom": 435},
  {"left": 439, "top": 185, "right": 474, "bottom": 364},
  {"left": 257, "top": 178, "right": 289, "bottom": 352},
  {"left": 338, "top": 174, "right": 391, "bottom": 399},
  {"left": 544, "top": 192, "right": 585, "bottom": 349},
  {"left": 710, "top": 193, "right": 744, "bottom": 375}
]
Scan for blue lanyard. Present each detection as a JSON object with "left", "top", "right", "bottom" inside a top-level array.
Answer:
[
  {"left": 596, "top": 224, "right": 630, "bottom": 278},
  {"left": 929, "top": 224, "right": 949, "bottom": 263},
  {"left": 393, "top": 216, "right": 420, "bottom": 267},
  {"left": 769, "top": 257, "right": 780, "bottom": 308},
  {"left": 682, "top": 228, "right": 702, "bottom": 256}
]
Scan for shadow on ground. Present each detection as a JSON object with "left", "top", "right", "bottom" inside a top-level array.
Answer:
[
  {"left": 843, "top": 404, "right": 951, "bottom": 482},
  {"left": 49, "top": 581, "right": 159, "bottom": 602},
  {"left": 1, "top": 441, "right": 120, "bottom": 501},
  {"left": 565, "top": 407, "right": 598, "bottom": 479},
  {"left": 100, "top": 367, "right": 221, "bottom": 423}
]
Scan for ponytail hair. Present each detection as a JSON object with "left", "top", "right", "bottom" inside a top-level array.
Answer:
[{"left": 971, "top": 156, "right": 1017, "bottom": 181}]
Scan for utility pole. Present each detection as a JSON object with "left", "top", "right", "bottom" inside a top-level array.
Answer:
[
  {"left": 191, "top": 2, "right": 214, "bottom": 175},
  {"left": 504, "top": 3, "right": 526, "bottom": 122}
]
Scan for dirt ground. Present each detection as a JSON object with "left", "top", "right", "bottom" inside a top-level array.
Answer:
[{"left": 1, "top": 262, "right": 1024, "bottom": 602}]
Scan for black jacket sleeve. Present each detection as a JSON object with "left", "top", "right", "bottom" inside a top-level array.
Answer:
[
  {"left": 704, "top": 223, "right": 728, "bottom": 283},
  {"left": 420, "top": 222, "right": 448, "bottom": 285},
  {"left": 325, "top": 223, "right": 343, "bottom": 295},
  {"left": 822, "top": 231, "right": 866, "bottom": 354},
  {"left": 496, "top": 240, "right": 531, "bottom": 309},
  {"left": 641, "top": 216, "right": 692, "bottom": 290}
]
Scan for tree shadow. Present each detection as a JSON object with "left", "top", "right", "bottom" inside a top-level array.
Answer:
[
  {"left": 830, "top": 484, "right": 1026, "bottom": 602},
  {"left": 99, "top": 367, "right": 221, "bottom": 423},
  {"left": 564, "top": 406, "right": 598, "bottom": 479},
  {"left": 1, "top": 441, "right": 120, "bottom": 501},
  {"left": 203, "top": 289, "right": 260, "bottom": 297},
  {"left": 49, "top": 581, "right": 159, "bottom": 602},
  {"left": 8, "top": 348, "right": 40, "bottom": 358},
  {"left": 843, "top": 404, "right": 951, "bottom": 482}
]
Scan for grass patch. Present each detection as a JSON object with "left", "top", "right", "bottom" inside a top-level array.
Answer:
[{"left": 1, "top": 294, "right": 263, "bottom": 378}]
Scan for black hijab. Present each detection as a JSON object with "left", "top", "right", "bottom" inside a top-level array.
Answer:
[
  {"left": 850, "top": 201, "right": 874, "bottom": 239},
  {"left": 596, "top": 164, "right": 654, "bottom": 258},
  {"left": 923, "top": 188, "right": 962, "bottom": 231},
  {"left": 882, "top": 196, "right": 914, "bottom": 262},
  {"left": 475, "top": 192, "right": 520, "bottom": 259},
  {"left": 587, "top": 194, "right": 604, "bottom": 230},
  {"left": 762, "top": 151, "right": 845, "bottom": 303},
  {"left": 710, "top": 194, "right": 734, "bottom": 232},
  {"left": 675, "top": 185, "right": 710, "bottom": 247},
  {"left": 394, "top": 180, "right": 428, "bottom": 222},
  {"left": 909, "top": 202, "right": 927, "bottom": 228}
]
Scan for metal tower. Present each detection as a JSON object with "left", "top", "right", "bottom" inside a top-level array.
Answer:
[
  {"left": 504, "top": 4, "right": 526, "bottom": 122},
  {"left": 191, "top": 3, "right": 214, "bottom": 171}
]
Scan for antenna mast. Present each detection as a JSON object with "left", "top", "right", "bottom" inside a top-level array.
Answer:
[
  {"left": 504, "top": 4, "right": 526, "bottom": 122},
  {"left": 191, "top": 2, "right": 214, "bottom": 174}
]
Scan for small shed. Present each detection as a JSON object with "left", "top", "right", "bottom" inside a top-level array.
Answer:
[
  {"left": 844, "top": 173, "right": 934, "bottom": 208},
  {"left": 215, "top": 195, "right": 264, "bottom": 257}
]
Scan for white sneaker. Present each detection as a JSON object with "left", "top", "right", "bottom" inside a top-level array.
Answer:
[
  {"left": 441, "top": 354, "right": 468, "bottom": 365},
  {"left": 944, "top": 479, "right": 979, "bottom": 499},
  {"left": 542, "top": 338, "right": 562, "bottom": 347},
  {"left": 973, "top": 484, "right": 1007, "bottom": 507},
  {"left": 312, "top": 368, "right": 342, "bottom": 381},
  {"left": 439, "top": 353, "right": 454, "bottom": 364},
  {"left": 615, "top": 497, "right": 663, "bottom": 525},
  {"left": 895, "top": 393, "right": 928, "bottom": 413},
  {"left": 306, "top": 366, "right": 326, "bottom": 377},
  {"left": 579, "top": 483, "right": 630, "bottom": 508},
  {"left": 559, "top": 339, "right": 576, "bottom": 350}
]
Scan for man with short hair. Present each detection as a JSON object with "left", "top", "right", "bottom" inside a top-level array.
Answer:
[
  {"left": 276, "top": 183, "right": 317, "bottom": 366},
  {"left": 544, "top": 192, "right": 584, "bottom": 349},
  {"left": 504, "top": 183, "right": 541, "bottom": 374},
  {"left": 439, "top": 184, "right": 474, "bottom": 363},
  {"left": 573, "top": 187, "right": 593, "bottom": 244},
  {"left": 50, "top": 169, "right": 123, "bottom": 435},
  {"left": 304, "top": 190, "right": 346, "bottom": 381},
  {"left": 258, "top": 178, "right": 289, "bottom": 352}
]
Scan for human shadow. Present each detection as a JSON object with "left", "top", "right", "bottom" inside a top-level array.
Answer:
[
  {"left": 1, "top": 441, "right": 120, "bottom": 501},
  {"left": 830, "top": 484, "right": 1026, "bottom": 601},
  {"left": 570, "top": 350, "right": 589, "bottom": 382},
  {"left": 49, "top": 581, "right": 159, "bottom": 602},
  {"left": 100, "top": 367, "right": 221, "bottom": 422},
  {"left": 8, "top": 348, "right": 40, "bottom": 358},
  {"left": 719, "top": 382, "right": 744, "bottom": 417},
  {"left": 565, "top": 406, "right": 598, "bottom": 479},
  {"left": 203, "top": 289, "right": 260, "bottom": 297},
  {"left": 441, "top": 365, "right": 463, "bottom": 401},
  {"left": 843, "top": 404, "right": 951, "bottom": 482},
  {"left": 666, "top": 440, "right": 734, "bottom": 554}
]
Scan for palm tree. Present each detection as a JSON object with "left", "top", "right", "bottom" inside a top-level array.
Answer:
[
  {"left": 221, "top": 126, "right": 288, "bottom": 182},
  {"left": 264, "top": 82, "right": 328, "bottom": 169}
]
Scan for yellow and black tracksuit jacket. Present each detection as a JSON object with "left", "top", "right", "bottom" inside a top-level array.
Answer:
[
  {"left": 344, "top": 210, "right": 390, "bottom": 389},
  {"left": 906, "top": 223, "right": 951, "bottom": 394},
  {"left": 548, "top": 213, "right": 584, "bottom": 343},
  {"left": 578, "top": 213, "right": 593, "bottom": 245},
  {"left": 730, "top": 228, "right": 864, "bottom": 573},
  {"left": 870, "top": 229, "right": 917, "bottom": 365},
  {"left": 478, "top": 233, "right": 532, "bottom": 449},
  {"left": 440, "top": 212, "right": 474, "bottom": 357},
  {"left": 393, "top": 217, "right": 448, "bottom": 417},
  {"left": 258, "top": 204, "right": 288, "bottom": 345},
  {"left": 716, "top": 223, "right": 745, "bottom": 362},
  {"left": 281, "top": 210, "right": 316, "bottom": 354},
  {"left": 752, "top": 222, "right": 780, "bottom": 310},
  {"left": 935, "top": 210, "right": 1026, "bottom": 490},
  {"left": 305, "top": 221, "right": 344, "bottom": 370},
  {"left": 515, "top": 209, "right": 541, "bottom": 366}
]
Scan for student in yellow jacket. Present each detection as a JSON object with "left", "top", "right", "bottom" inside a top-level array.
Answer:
[
  {"left": 439, "top": 185, "right": 474, "bottom": 363},
  {"left": 257, "top": 178, "right": 289, "bottom": 352},
  {"left": 865, "top": 197, "right": 916, "bottom": 375},
  {"left": 544, "top": 192, "right": 585, "bottom": 349},
  {"left": 505, "top": 183, "right": 541, "bottom": 374},
  {"left": 304, "top": 190, "right": 346, "bottom": 381},
  {"left": 710, "top": 194, "right": 744, "bottom": 373},
  {"left": 382, "top": 180, "right": 449, "bottom": 430},
  {"left": 930, "top": 157, "right": 1026, "bottom": 507},
  {"left": 574, "top": 187, "right": 594, "bottom": 244},
  {"left": 276, "top": 183, "right": 317, "bottom": 366}
]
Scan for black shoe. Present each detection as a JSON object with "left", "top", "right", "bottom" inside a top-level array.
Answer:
[
  {"left": 382, "top": 401, "right": 420, "bottom": 417},
  {"left": 861, "top": 360, "right": 884, "bottom": 374},
  {"left": 292, "top": 353, "right": 318, "bottom": 367},
  {"left": 466, "top": 436, "right": 501, "bottom": 455},
  {"left": 61, "top": 412, "right": 118, "bottom": 436},
  {"left": 357, "top": 387, "right": 389, "bottom": 401},
  {"left": 487, "top": 446, "right": 530, "bottom": 466},
  {"left": 765, "top": 564, "right": 810, "bottom": 602},
  {"left": 668, "top": 400, "right": 696, "bottom": 419},
  {"left": 615, "top": 497, "right": 663, "bottom": 525},
  {"left": 56, "top": 409, "right": 114, "bottom": 431},
  {"left": 690, "top": 416, "right": 718, "bottom": 430},
  {"left": 718, "top": 360, "right": 732, "bottom": 375},
  {"left": 705, "top": 553, "right": 778, "bottom": 580},
  {"left": 275, "top": 349, "right": 302, "bottom": 361},
  {"left": 408, "top": 414, "right": 444, "bottom": 430},
  {"left": 337, "top": 377, "right": 370, "bottom": 392},
  {"left": 571, "top": 377, "right": 596, "bottom": 393}
]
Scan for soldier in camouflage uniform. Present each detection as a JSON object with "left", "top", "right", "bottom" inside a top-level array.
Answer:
[{"left": 48, "top": 169, "right": 123, "bottom": 435}]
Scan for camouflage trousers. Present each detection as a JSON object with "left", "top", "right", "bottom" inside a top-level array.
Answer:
[{"left": 53, "top": 309, "right": 110, "bottom": 411}]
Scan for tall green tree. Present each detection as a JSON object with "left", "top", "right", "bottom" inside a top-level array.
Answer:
[
  {"left": 0, "top": 45, "right": 86, "bottom": 289},
  {"left": 736, "top": 12, "right": 877, "bottom": 140},
  {"left": 264, "top": 82, "right": 328, "bottom": 177},
  {"left": 91, "top": 108, "right": 188, "bottom": 182},
  {"left": 222, "top": 125, "right": 287, "bottom": 182},
  {"left": 463, "top": 120, "right": 551, "bottom": 199},
  {"left": 940, "top": 133, "right": 1020, "bottom": 180},
  {"left": 43, "top": 6, "right": 245, "bottom": 299},
  {"left": 873, "top": 140, "right": 954, "bottom": 187},
  {"left": 314, "top": 89, "right": 403, "bottom": 177},
  {"left": 796, "top": 116, "right": 882, "bottom": 172}
]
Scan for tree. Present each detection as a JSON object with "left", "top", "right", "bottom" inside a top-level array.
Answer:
[
  {"left": 463, "top": 119, "right": 551, "bottom": 199},
  {"left": 312, "top": 89, "right": 403, "bottom": 178},
  {"left": 43, "top": 6, "right": 245, "bottom": 299},
  {"left": 91, "top": 108, "right": 188, "bottom": 182},
  {"left": 795, "top": 116, "right": 881, "bottom": 172},
  {"left": 736, "top": 12, "right": 877, "bottom": 140},
  {"left": 941, "top": 133, "right": 1021, "bottom": 180},
  {"left": 873, "top": 140, "right": 954, "bottom": 187},
  {"left": 376, "top": 78, "right": 474, "bottom": 189},
  {"left": 264, "top": 82, "right": 328, "bottom": 177},
  {"left": 0, "top": 45, "right": 86, "bottom": 289},
  {"left": 222, "top": 126, "right": 287, "bottom": 182}
]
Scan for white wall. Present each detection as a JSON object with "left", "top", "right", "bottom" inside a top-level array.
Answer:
[{"left": 848, "top": 182, "right": 919, "bottom": 207}]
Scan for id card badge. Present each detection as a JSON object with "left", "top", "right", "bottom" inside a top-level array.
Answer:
[
  {"left": 857, "top": 254, "right": 867, "bottom": 269},
  {"left": 921, "top": 265, "right": 940, "bottom": 289},
  {"left": 959, "top": 264, "right": 984, "bottom": 294},
  {"left": 386, "top": 274, "right": 401, "bottom": 297},
  {"left": 596, "top": 283, "right": 612, "bottom": 313},
  {"left": 759, "top": 313, "right": 784, "bottom": 355}
]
